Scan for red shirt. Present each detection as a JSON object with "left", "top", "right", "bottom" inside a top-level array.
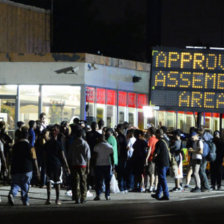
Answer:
[{"left": 147, "top": 135, "right": 158, "bottom": 162}]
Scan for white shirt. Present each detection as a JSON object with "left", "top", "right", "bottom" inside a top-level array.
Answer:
[
  {"left": 40, "top": 123, "right": 47, "bottom": 132},
  {"left": 97, "top": 130, "right": 103, "bottom": 134},
  {"left": 94, "top": 141, "right": 113, "bottom": 166},
  {"left": 192, "top": 139, "right": 203, "bottom": 160},
  {"left": 127, "top": 137, "right": 136, "bottom": 159}
]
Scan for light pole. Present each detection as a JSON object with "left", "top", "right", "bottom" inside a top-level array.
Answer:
[{"left": 50, "top": 0, "right": 54, "bottom": 51}]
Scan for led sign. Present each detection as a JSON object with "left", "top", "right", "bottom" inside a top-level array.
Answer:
[{"left": 151, "top": 47, "right": 224, "bottom": 112}]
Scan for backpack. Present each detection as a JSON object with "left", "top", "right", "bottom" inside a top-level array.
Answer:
[
  {"left": 202, "top": 141, "right": 210, "bottom": 158},
  {"left": 205, "top": 140, "right": 216, "bottom": 162}
]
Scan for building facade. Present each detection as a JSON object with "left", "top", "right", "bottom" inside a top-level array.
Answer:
[
  {"left": 0, "top": 52, "right": 150, "bottom": 137},
  {"left": 0, "top": 0, "right": 50, "bottom": 53},
  {"left": 0, "top": 51, "right": 221, "bottom": 139}
]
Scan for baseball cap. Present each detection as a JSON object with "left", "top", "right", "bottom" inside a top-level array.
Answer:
[{"left": 191, "top": 131, "right": 198, "bottom": 137}]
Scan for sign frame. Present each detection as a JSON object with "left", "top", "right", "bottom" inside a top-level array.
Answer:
[{"left": 150, "top": 46, "right": 224, "bottom": 113}]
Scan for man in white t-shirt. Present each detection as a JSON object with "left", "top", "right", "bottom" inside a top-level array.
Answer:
[
  {"left": 126, "top": 129, "right": 136, "bottom": 191},
  {"left": 39, "top": 112, "right": 47, "bottom": 132},
  {"left": 93, "top": 134, "right": 114, "bottom": 200},
  {"left": 188, "top": 132, "right": 203, "bottom": 192}
]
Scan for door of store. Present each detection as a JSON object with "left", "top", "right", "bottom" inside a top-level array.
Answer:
[{"left": 0, "top": 97, "right": 16, "bottom": 139}]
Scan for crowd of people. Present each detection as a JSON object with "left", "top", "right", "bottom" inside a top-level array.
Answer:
[{"left": 0, "top": 112, "right": 224, "bottom": 205}]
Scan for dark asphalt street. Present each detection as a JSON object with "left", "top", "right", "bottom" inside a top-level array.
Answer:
[{"left": 0, "top": 195, "right": 223, "bottom": 224}]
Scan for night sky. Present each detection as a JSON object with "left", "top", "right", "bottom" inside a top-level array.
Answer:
[{"left": 9, "top": 0, "right": 224, "bottom": 62}]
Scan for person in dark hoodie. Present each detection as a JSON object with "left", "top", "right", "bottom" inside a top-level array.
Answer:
[
  {"left": 86, "top": 121, "right": 101, "bottom": 190},
  {"left": 151, "top": 128, "right": 170, "bottom": 200},
  {"left": 132, "top": 129, "right": 148, "bottom": 192},
  {"left": 210, "top": 130, "right": 224, "bottom": 190},
  {"left": 116, "top": 124, "right": 128, "bottom": 193}
]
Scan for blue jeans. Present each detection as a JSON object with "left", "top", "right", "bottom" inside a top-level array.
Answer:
[
  {"left": 95, "top": 166, "right": 112, "bottom": 197},
  {"left": 200, "top": 158, "right": 210, "bottom": 189},
  {"left": 126, "top": 160, "right": 134, "bottom": 190},
  {"left": 117, "top": 160, "right": 127, "bottom": 191},
  {"left": 156, "top": 166, "right": 169, "bottom": 198},
  {"left": 10, "top": 171, "right": 33, "bottom": 204}
]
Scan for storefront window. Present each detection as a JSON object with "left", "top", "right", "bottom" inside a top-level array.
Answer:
[
  {"left": 137, "top": 94, "right": 148, "bottom": 130},
  {"left": 128, "top": 93, "right": 137, "bottom": 127},
  {"left": 203, "top": 113, "right": 219, "bottom": 132},
  {"left": 106, "top": 89, "right": 117, "bottom": 128},
  {"left": 0, "top": 98, "right": 16, "bottom": 139},
  {"left": 42, "top": 86, "right": 80, "bottom": 124},
  {"left": 96, "top": 88, "right": 106, "bottom": 123},
  {"left": 0, "top": 85, "right": 17, "bottom": 95},
  {"left": 118, "top": 91, "right": 127, "bottom": 124},
  {"left": 86, "top": 87, "right": 96, "bottom": 124},
  {"left": 166, "top": 111, "right": 176, "bottom": 131},
  {"left": 213, "top": 113, "right": 219, "bottom": 132},
  {"left": 19, "top": 85, "right": 39, "bottom": 124},
  {"left": 157, "top": 111, "right": 166, "bottom": 127},
  {"left": 86, "top": 87, "right": 149, "bottom": 129},
  {"left": 204, "top": 113, "right": 212, "bottom": 129},
  {"left": 185, "top": 112, "right": 195, "bottom": 133},
  {"left": 177, "top": 112, "right": 185, "bottom": 131}
]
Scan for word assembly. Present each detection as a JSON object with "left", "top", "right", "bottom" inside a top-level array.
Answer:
[{"left": 151, "top": 48, "right": 224, "bottom": 112}]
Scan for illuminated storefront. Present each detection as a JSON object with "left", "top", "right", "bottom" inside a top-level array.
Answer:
[
  {"left": 153, "top": 110, "right": 221, "bottom": 133},
  {"left": 0, "top": 52, "right": 150, "bottom": 136},
  {"left": 85, "top": 87, "right": 148, "bottom": 128},
  {"left": 0, "top": 85, "right": 81, "bottom": 138}
]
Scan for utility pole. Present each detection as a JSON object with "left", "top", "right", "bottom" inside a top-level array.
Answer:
[
  {"left": 50, "top": 0, "right": 54, "bottom": 51},
  {"left": 197, "top": 112, "right": 202, "bottom": 129},
  {"left": 220, "top": 113, "right": 223, "bottom": 134}
]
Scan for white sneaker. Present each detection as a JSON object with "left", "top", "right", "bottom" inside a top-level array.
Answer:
[
  {"left": 87, "top": 190, "right": 93, "bottom": 197},
  {"left": 153, "top": 187, "right": 157, "bottom": 192},
  {"left": 65, "top": 190, "right": 72, "bottom": 196}
]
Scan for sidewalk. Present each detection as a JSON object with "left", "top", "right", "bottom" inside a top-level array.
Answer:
[{"left": 0, "top": 176, "right": 223, "bottom": 207}]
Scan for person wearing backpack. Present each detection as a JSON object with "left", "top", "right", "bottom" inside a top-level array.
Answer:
[
  {"left": 188, "top": 131, "right": 203, "bottom": 193},
  {"left": 200, "top": 130, "right": 213, "bottom": 192}
]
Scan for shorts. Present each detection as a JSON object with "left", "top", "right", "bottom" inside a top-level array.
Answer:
[
  {"left": 146, "top": 161, "right": 156, "bottom": 175},
  {"left": 192, "top": 159, "right": 202, "bottom": 165},
  {"left": 46, "top": 166, "right": 63, "bottom": 184}
]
